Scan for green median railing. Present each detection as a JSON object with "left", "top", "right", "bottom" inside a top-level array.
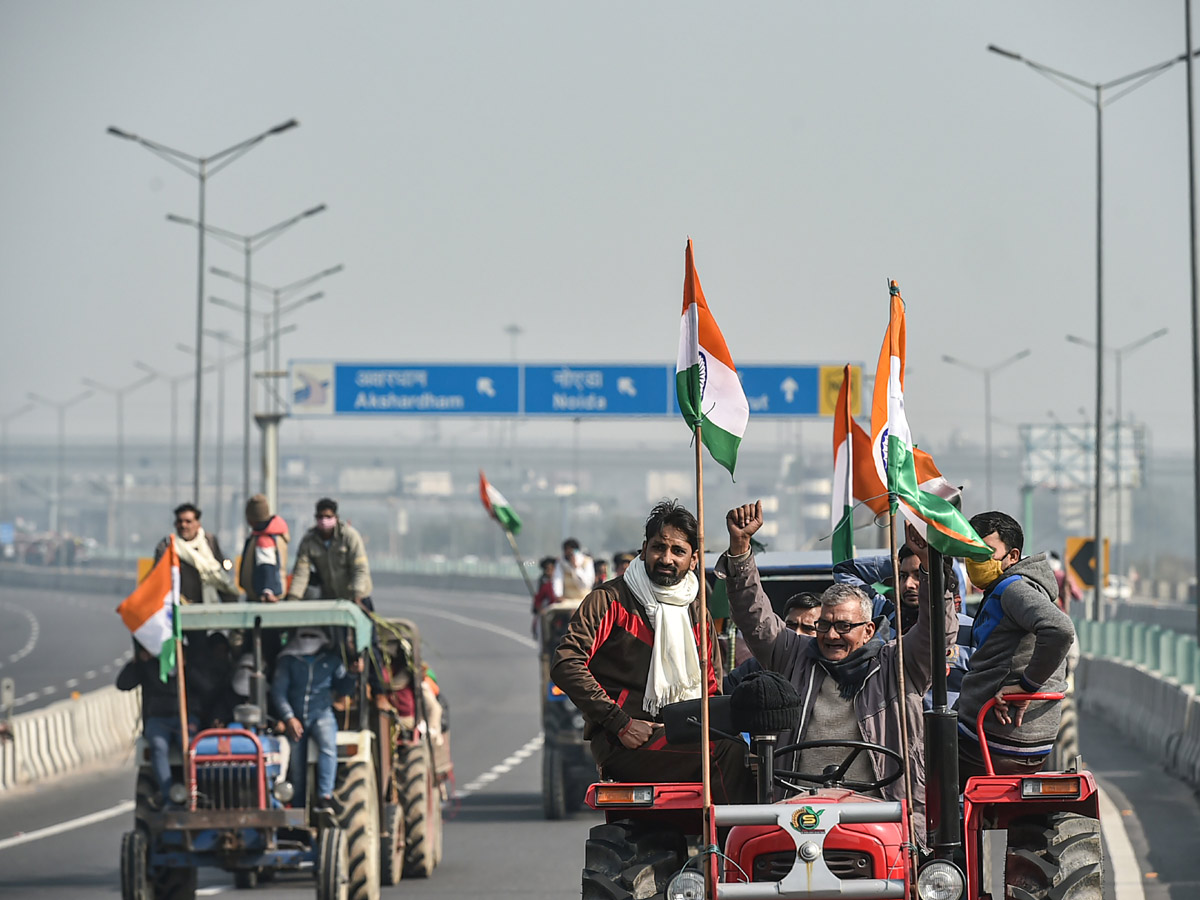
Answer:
[{"left": 1073, "top": 615, "right": 1200, "bottom": 688}]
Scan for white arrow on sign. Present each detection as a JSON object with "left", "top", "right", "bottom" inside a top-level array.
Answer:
[
  {"left": 617, "top": 377, "right": 637, "bottom": 397},
  {"left": 780, "top": 377, "right": 799, "bottom": 403},
  {"left": 476, "top": 377, "right": 497, "bottom": 398}
]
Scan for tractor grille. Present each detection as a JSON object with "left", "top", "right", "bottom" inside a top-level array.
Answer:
[
  {"left": 195, "top": 762, "right": 260, "bottom": 810},
  {"left": 752, "top": 849, "right": 873, "bottom": 881}
]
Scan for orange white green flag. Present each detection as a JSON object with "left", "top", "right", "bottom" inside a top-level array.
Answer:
[
  {"left": 676, "top": 239, "right": 749, "bottom": 478},
  {"left": 479, "top": 470, "right": 522, "bottom": 534},
  {"left": 871, "top": 281, "right": 991, "bottom": 560},
  {"left": 116, "top": 535, "right": 181, "bottom": 681}
]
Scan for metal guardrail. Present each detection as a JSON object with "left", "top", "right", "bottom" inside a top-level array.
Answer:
[{"left": 1073, "top": 616, "right": 1200, "bottom": 688}]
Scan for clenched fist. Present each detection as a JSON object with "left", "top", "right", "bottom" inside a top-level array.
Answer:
[{"left": 726, "top": 501, "right": 764, "bottom": 557}]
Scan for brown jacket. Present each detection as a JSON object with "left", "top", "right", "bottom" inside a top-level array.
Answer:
[
  {"left": 286, "top": 521, "right": 372, "bottom": 601},
  {"left": 719, "top": 550, "right": 957, "bottom": 840},
  {"left": 549, "top": 574, "right": 721, "bottom": 766}
]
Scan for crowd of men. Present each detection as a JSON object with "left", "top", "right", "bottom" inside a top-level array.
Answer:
[
  {"left": 117, "top": 494, "right": 378, "bottom": 812},
  {"left": 550, "top": 497, "right": 1075, "bottom": 840}
]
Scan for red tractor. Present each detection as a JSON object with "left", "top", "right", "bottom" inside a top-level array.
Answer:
[{"left": 578, "top": 553, "right": 1102, "bottom": 900}]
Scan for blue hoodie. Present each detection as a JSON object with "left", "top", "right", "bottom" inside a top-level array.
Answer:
[{"left": 272, "top": 648, "right": 357, "bottom": 723}]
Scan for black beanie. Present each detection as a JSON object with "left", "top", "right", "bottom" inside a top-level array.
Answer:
[{"left": 729, "top": 670, "right": 802, "bottom": 735}]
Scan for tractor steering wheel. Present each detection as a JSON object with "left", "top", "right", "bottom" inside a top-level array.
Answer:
[{"left": 771, "top": 739, "right": 904, "bottom": 794}]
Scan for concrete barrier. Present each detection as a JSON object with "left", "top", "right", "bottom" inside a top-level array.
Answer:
[{"left": 0, "top": 685, "right": 140, "bottom": 792}]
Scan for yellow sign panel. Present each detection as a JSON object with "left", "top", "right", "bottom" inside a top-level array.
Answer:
[
  {"left": 818, "top": 365, "right": 862, "bottom": 417},
  {"left": 1065, "top": 536, "right": 1110, "bottom": 590}
]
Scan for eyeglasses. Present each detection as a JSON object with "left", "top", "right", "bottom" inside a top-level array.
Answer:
[
  {"left": 786, "top": 621, "right": 817, "bottom": 635},
  {"left": 814, "top": 619, "right": 871, "bottom": 635}
]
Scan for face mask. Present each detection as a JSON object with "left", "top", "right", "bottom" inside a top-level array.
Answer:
[
  {"left": 965, "top": 557, "right": 1005, "bottom": 590},
  {"left": 317, "top": 515, "right": 336, "bottom": 529}
]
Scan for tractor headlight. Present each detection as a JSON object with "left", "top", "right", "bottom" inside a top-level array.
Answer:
[
  {"left": 916, "top": 860, "right": 965, "bottom": 900},
  {"left": 666, "top": 869, "right": 705, "bottom": 900},
  {"left": 272, "top": 781, "right": 295, "bottom": 803},
  {"left": 168, "top": 783, "right": 189, "bottom": 806}
]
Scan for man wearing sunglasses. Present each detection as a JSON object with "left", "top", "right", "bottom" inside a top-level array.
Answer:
[{"left": 717, "top": 501, "right": 957, "bottom": 837}]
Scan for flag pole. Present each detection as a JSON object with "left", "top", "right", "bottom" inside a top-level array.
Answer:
[
  {"left": 170, "top": 537, "right": 192, "bottom": 809},
  {"left": 501, "top": 527, "right": 538, "bottom": 602},
  {"left": 694, "top": 421, "right": 715, "bottom": 899},
  {"left": 888, "top": 510, "right": 916, "bottom": 855}
]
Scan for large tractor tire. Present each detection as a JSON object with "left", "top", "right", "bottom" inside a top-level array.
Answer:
[
  {"left": 234, "top": 869, "right": 258, "bottom": 889},
  {"left": 316, "top": 826, "right": 350, "bottom": 900},
  {"left": 120, "top": 830, "right": 151, "bottom": 900},
  {"left": 542, "top": 744, "right": 567, "bottom": 820},
  {"left": 380, "top": 802, "right": 404, "bottom": 886},
  {"left": 1005, "top": 813, "right": 1103, "bottom": 900},
  {"left": 154, "top": 866, "right": 197, "bottom": 900},
  {"left": 332, "top": 758, "right": 381, "bottom": 900},
  {"left": 399, "top": 738, "right": 441, "bottom": 878},
  {"left": 1048, "top": 695, "right": 1081, "bottom": 772},
  {"left": 582, "top": 819, "right": 688, "bottom": 900}
]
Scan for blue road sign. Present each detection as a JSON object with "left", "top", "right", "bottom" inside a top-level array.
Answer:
[
  {"left": 737, "top": 366, "right": 821, "bottom": 416},
  {"left": 524, "top": 365, "right": 672, "bottom": 416},
  {"left": 0, "top": 523, "right": 13, "bottom": 546},
  {"left": 290, "top": 362, "right": 520, "bottom": 416}
]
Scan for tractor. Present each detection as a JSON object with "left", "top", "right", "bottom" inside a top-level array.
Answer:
[
  {"left": 539, "top": 598, "right": 599, "bottom": 819},
  {"left": 579, "top": 549, "right": 1102, "bottom": 899}
]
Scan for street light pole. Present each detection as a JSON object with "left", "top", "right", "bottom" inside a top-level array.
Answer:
[
  {"left": 107, "top": 118, "right": 299, "bottom": 504},
  {"left": 989, "top": 43, "right": 1199, "bottom": 620},
  {"left": 210, "top": 263, "right": 342, "bottom": 411},
  {"left": 167, "top": 203, "right": 326, "bottom": 500},
  {"left": 82, "top": 374, "right": 155, "bottom": 563},
  {"left": 1185, "top": 0, "right": 1200, "bottom": 635},
  {"left": 942, "top": 350, "right": 1031, "bottom": 508},
  {"left": 1066, "top": 328, "right": 1168, "bottom": 580},
  {"left": 1, "top": 404, "right": 34, "bottom": 522},
  {"left": 27, "top": 391, "right": 92, "bottom": 533}
]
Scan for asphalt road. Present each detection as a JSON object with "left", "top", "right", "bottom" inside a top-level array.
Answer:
[{"left": 2, "top": 580, "right": 1199, "bottom": 898}]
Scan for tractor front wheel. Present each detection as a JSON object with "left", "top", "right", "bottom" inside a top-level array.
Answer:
[
  {"left": 120, "top": 830, "right": 151, "bottom": 900},
  {"left": 1005, "top": 812, "right": 1103, "bottom": 900},
  {"left": 380, "top": 802, "right": 404, "bottom": 886},
  {"left": 582, "top": 819, "right": 687, "bottom": 900},
  {"left": 316, "top": 826, "right": 349, "bottom": 900},
  {"left": 399, "top": 738, "right": 441, "bottom": 878},
  {"left": 542, "top": 744, "right": 567, "bottom": 820}
]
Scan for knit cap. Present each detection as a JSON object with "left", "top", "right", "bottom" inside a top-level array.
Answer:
[{"left": 730, "top": 670, "right": 802, "bottom": 735}]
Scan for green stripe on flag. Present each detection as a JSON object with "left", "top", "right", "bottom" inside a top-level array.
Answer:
[
  {"left": 887, "top": 436, "right": 992, "bottom": 560},
  {"left": 493, "top": 505, "right": 522, "bottom": 534},
  {"left": 832, "top": 505, "right": 854, "bottom": 564},
  {"left": 676, "top": 369, "right": 742, "bottom": 477}
]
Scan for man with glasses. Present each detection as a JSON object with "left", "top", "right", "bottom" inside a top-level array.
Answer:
[
  {"left": 725, "top": 593, "right": 822, "bottom": 692},
  {"left": 717, "top": 502, "right": 957, "bottom": 831}
]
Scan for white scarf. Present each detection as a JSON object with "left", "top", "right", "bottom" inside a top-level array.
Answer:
[
  {"left": 279, "top": 628, "right": 330, "bottom": 659},
  {"left": 623, "top": 558, "right": 703, "bottom": 715},
  {"left": 175, "top": 528, "right": 229, "bottom": 604}
]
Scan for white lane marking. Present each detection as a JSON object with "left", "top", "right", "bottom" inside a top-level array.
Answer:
[
  {"left": 84, "top": 671, "right": 97, "bottom": 680},
  {"left": 0, "top": 600, "right": 39, "bottom": 666},
  {"left": 414, "top": 607, "right": 536, "bottom": 649},
  {"left": 0, "top": 800, "right": 134, "bottom": 852},
  {"left": 64, "top": 678, "right": 79, "bottom": 689},
  {"left": 1098, "top": 784, "right": 1146, "bottom": 900},
  {"left": 455, "top": 733, "right": 543, "bottom": 798},
  {"left": 196, "top": 888, "right": 228, "bottom": 897},
  {"left": 41, "top": 686, "right": 56, "bottom": 696}
]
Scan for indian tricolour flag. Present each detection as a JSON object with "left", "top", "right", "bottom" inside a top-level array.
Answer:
[
  {"left": 831, "top": 365, "right": 855, "bottom": 564},
  {"left": 871, "top": 281, "right": 992, "bottom": 560},
  {"left": 479, "top": 470, "right": 522, "bottom": 534},
  {"left": 116, "top": 535, "right": 181, "bottom": 682},
  {"left": 677, "top": 239, "right": 749, "bottom": 478}
]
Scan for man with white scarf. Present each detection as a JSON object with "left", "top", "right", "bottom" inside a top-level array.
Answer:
[
  {"left": 551, "top": 500, "right": 752, "bottom": 804},
  {"left": 154, "top": 503, "right": 235, "bottom": 605}
]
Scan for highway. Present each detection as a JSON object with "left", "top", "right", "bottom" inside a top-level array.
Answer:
[{"left": 1, "top": 581, "right": 1199, "bottom": 898}]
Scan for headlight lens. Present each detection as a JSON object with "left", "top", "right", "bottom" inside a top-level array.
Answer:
[
  {"left": 273, "top": 781, "right": 295, "bottom": 803},
  {"left": 917, "top": 860, "right": 965, "bottom": 900},
  {"left": 666, "top": 869, "right": 705, "bottom": 900},
  {"left": 168, "top": 783, "right": 189, "bottom": 805}
]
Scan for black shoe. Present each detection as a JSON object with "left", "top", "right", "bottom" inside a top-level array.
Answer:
[{"left": 313, "top": 795, "right": 335, "bottom": 816}]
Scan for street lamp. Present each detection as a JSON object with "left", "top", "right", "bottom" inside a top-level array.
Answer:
[
  {"left": 210, "top": 263, "right": 342, "bottom": 410},
  {"left": 81, "top": 373, "right": 156, "bottom": 563},
  {"left": 26, "top": 391, "right": 92, "bottom": 533},
  {"left": 1065, "top": 327, "right": 1168, "bottom": 579},
  {"left": 133, "top": 362, "right": 192, "bottom": 502},
  {"left": 167, "top": 203, "right": 326, "bottom": 500},
  {"left": 942, "top": 350, "right": 1031, "bottom": 508},
  {"left": 989, "top": 42, "right": 1198, "bottom": 621},
  {"left": 107, "top": 118, "right": 299, "bottom": 504},
  {"left": 1, "top": 403, "right": 34, "bottom": 522}
]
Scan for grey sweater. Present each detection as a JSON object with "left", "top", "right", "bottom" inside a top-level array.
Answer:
[{"left": 956, "top": 553, "right": 1075, "bottom": 758}]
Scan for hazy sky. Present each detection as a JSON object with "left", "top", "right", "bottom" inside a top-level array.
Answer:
[{"left": 3, "top": 1, "right": 1198, "bottom": 456}]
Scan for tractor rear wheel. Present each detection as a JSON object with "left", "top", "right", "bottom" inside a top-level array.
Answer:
[
  {"left": 1005, "top": 813, "right": 1103, "bottom": 900},
  {"left": 542, "top": 744, "right": 567, "bottom": 820},
  {"left": 316, "top": 826, "right": 349, "bottom": 900},
  {"left": 582, "top": 819, "right": 687, "bottom": 900},
  {"left": 332, "top": 759, "right": 380, "bottom": 900},
  {"left": 120, "top": 830, "right": 151, "bottom": 900},
  {"left": 380, "top": 802, "right": 404, "bottom": 886},
  {"left": 234, "top": 869, "right": 258, "bottom": 889},
  {"left": 399, "top": 739, "right": 440, "bottom": 878}
]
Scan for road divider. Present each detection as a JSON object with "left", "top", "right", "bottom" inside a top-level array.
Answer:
[{"left": 0, "top": 685, "right": 140, "bottom": 792}]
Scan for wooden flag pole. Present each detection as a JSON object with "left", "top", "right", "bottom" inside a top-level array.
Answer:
[
  {"left": 501, "top": 528, "right": 538, "bottom": 602},
  {"left": 694, "top": 422, "right": 715, "bottom": 899},
  {"left": 888, "top": 509, "right": 918, "bottom": 856},
  {"left": 170, "top": 538, "right": 192, "bottom": 809}
]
